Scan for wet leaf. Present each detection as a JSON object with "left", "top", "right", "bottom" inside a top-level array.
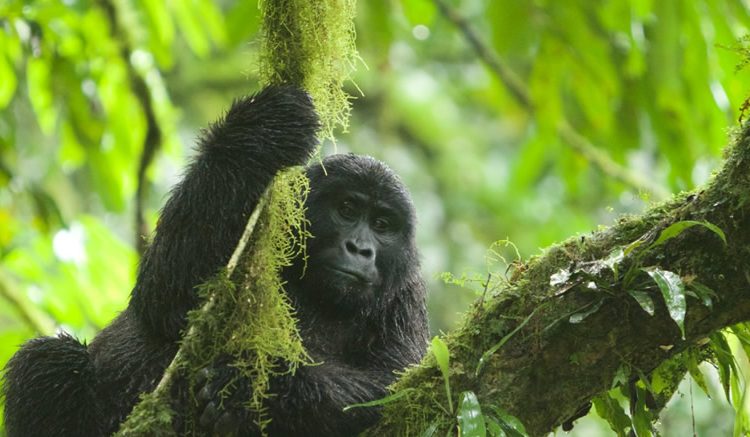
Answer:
[
  {"left": 457, "top": 391, "right": 486, "bottom": 437},
  {"left": 628, "top": 290, "right": 655, "bottom": 316},
  {"left": 644, "top": 268, "right": 686, "bottom": 338},
  {"left": 569, "top": 299, "right": 604, "bottom": 323}
]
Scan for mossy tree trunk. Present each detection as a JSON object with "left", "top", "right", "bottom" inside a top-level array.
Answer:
[{"left": 364, "top": 124, "right": 750, "bottom": 436}]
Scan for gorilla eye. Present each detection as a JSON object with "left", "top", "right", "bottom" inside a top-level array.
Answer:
[
  {"left": 372, "top": 217, "right": 393, "bottom": 233},
  {"left": 338, "top": 200, "right": 358, "bottom": 220}
]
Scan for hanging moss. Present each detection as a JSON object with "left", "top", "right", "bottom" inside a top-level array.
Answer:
[
  {"left": 117, "top": 169, "right": 311, "bottom": 436},
  {"left": 258, "top": 0, "right": 359, "bottom": 142},
  {"left": 117, "top": 0, "right": 358, "bottom": 433},
  {"left": 181, "top": 168, "right": 312, "bottom": 434}
]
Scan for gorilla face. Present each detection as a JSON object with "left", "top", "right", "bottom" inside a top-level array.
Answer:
[{"left": 286, "top": 154, "right": 417, "bottom": 317}]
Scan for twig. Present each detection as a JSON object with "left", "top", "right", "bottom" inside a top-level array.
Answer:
[
  {"left": 0, "top": 272, "right": 56, "bottom": 335},
  {"left": 98, "top": 0, "right": 163, "bottom": 255},
  {"left": 151, "top": 188, "right": 270, "bottom": 395},
  {"left": 433, "top": 0, "right": 669, "bottom": 200}
]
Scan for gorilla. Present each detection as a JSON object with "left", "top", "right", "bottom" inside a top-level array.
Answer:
[{"left": 2, "top": 86, "right": 428, "bottom": 436}]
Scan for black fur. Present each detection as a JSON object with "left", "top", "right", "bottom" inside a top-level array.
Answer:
[{"left": 2, "top": 85, "right": 428, "bottom": 436}]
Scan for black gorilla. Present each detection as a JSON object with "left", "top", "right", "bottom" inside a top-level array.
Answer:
[{"left": 2, "top": 86, "right": 428, "bottom": 436}]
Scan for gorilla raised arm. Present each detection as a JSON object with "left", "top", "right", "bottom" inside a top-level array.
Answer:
[{"left": 2, "top": 86, "right": 428, "bottom": 437}]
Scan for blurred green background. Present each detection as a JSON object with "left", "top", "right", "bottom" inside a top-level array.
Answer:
[{"left": 1, "top": 0, "right": 749, "bottom": 435}]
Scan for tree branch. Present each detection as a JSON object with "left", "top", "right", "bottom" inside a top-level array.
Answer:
[
  {"left": 365, "top": 119, "right": 750, "bottom": 434},
  {"left": 433, "top": 0, "right": 670, "bottom": 200},
  {"left": 0, "top": 272, "right": 56, "bottom": 335}
]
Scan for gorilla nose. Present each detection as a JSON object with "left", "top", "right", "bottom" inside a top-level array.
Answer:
[{"left": 345, "top": 240, "right": 374, "bottom": 259}]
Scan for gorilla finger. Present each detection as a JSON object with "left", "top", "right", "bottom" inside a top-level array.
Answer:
[
  {"left": 197, "top": 384, "right": 212, "bottom": 409},
  {"left": 214, "top": 411, "right": 242, "bottom": 435},
  {"left": 199, "top": 401, "right": 220, "bottom": 429}
]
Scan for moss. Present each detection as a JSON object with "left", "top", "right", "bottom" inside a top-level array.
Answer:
[
  {"left": 258, "top": 0, "right": 359, "bottom": 143},
  {"left": 115, "top": 392, "right": 175, "bottom": 436},
  {"left": 181, "top": 168, "right": 312, "bottom": 434}
]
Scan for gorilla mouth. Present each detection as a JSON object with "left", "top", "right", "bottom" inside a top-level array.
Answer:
[{"left": 326, "top": 266, "right": 373, "bottom": 285}]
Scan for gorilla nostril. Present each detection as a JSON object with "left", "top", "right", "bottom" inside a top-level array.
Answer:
[
  {"left": 345, "top": 240, "right": 374, "bottom": 258},
  {"left": 345, "top": 240, "right": 358, "bottom": 254}
]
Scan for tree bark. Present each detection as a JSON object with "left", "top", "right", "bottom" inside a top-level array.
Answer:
[{"left": 364, "top": 124, "right": 750, "bottom": 436}]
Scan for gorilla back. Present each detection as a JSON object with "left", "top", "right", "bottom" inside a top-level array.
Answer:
[{"left": 2, "top": 86, "right": 428, "bottom": 437}]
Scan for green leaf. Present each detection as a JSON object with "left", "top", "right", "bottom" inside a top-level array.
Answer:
[
  {"left": 603, "top": 247, "right": 625, "bottom": 277},
  {"left": 432, "top": 336, "right": 453, "bottom": 413},
  {"left": 401, "top": 0, "right": 437, "bottom": 26},
  {"left": 628, "top": 290, "right": 655, "bottom": 316},
  {"left": 631, "top": 386, "right": 654, "bottom": 437},
  {"left": 486, "top": 406, "right": 528, "bottom": 437},
  {"left": 342, "top": 388, "right": 414, "bottom": 411},
  {"left": 26, "top": 57, "right": 57, "bottom": 134},
  {"left": 0, "top": 53, "right": 16, "bottom": 108},
  {"left": 484, "top": 417, "right": 504, "bottom": 437},
  {"left": 624, "top": 238, "right": 646, "bottom": 257},
  {"left": 686, "top": 349, "right": 710, "bottom": 397},
  {"left": 651, "top": 220, "right": 727, "bottom": 247},
  {"left": 711, "top": 332, "right": 737, "bottom": 402},
  {"left": 169, "top": 0, "right": 210, "bottom": 57},
  {"left": 569, "top": 299, "right": 604, "bottom": 324},
  {"left": 226, "top": 0, "right": 261, "bottom": 45},
  {"left": 593, "top": 393, "right": 630, "bottom": 437},
  {"left": 689, "top": 282, "right": 717, "bottom": 309},
  {"left": 644, "top": 268, "right": 686, "bottom": 338},
  {"left": 730, "top": 323, "right": 750, "bottom": 361},
  {"left": 457, "top": 391, "right": 486, "bottom": 437}
]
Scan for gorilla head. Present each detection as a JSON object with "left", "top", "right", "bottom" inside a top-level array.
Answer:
[{"left": 286, "top": 154, "right": 419, "bottom": 319}]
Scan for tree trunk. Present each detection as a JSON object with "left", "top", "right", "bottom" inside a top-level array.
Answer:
[{"left": 364, "top": 125, "right": 750, "bottom": 436}]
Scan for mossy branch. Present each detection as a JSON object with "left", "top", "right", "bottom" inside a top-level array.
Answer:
[
  {"left": 149, "top": 189, "right": 270, "bottom": 398},
  {"left": 364, "top": 122, "right": 750, "bottom": 435}
]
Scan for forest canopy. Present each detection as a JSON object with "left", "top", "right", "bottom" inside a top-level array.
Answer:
[{"left": 2, "top": 0, "right": 750, "bottom": 435}]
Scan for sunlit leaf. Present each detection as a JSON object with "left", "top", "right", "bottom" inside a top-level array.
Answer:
[
  {"left": 651, "top": 220, "right": 726, "bottom": 247},
  {"left": 26, "top": 57, "right": 57, "bottom": 134},
  {"left": 432, "top": 336, "right": 453, "bottom": 413},
  {"left": 644, "top": 268, "right": 685, "bottom": 338},
  {"left": 343, "top": 388, "right": 414, "bottom": 411},
  {"left": 0, "top": 54, "right": 17, "bottom": 108},
  {"left": 401, "top": 0, "right": 436, "bottom": 26},
  {"left": 169, "top": 0, "right": 210, "bottom": 57},
  {"left": 226, "top": 0, "right": 261, "bottom": 45},
  {"left": 686, "top": 349, "right": 710, "bottom": 397}
]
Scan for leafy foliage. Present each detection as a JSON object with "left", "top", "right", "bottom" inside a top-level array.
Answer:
[{"left": 2, "top": 0, "right": 750, "bottom": 435}]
